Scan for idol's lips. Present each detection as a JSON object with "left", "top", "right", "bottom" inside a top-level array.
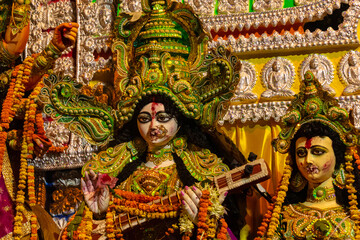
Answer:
[
  {"left": 149, "top": 125, "right": 167, "bottom": 140},
  {"left": 306, "top": 164, "right": 319, "bottom": 174}
]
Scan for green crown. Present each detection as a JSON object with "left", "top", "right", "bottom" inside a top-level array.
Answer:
[
  {"left": 273, "top": 71, "right": 358, "bottom": 153},
  {"left": 40, "top": 0, "right": 240, "bottom": 145}
]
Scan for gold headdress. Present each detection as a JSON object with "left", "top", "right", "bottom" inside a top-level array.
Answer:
[
  {"left": 40, "top": 0, "right": 240, "bottom": 145},
  {"left": 272, "top": 71, "right": 358, "bottom": 153}
]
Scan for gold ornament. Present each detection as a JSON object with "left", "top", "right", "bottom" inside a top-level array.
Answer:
[{"left": 289, "top": 170, "right": 306, "bottom": 192}]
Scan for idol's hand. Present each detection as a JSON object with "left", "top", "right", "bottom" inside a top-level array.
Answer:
[
  {"left": 33, "top": 134, "right": 51, "bottom": 157},
  {"left": 81, "top": 170, "right": 110, "bottom": 214},
  {"left": 51, "top": 22, "right": 79, "bottom": 52},
  {"left": 181, "top": 186, "right": 227, "bottom": 224},
  {"left": 181, "top": 186, "right": 202, "bottom": 223}
]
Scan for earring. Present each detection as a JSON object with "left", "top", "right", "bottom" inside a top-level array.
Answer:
[
  {"left": 333, "top": 164, "right": 346, "bottom": 189},
  {"left": 289, "top": 171, "right": 307, "bottom": 192},
  {"left": 133, "top": 137, "right": 147, "bottom": 153}
]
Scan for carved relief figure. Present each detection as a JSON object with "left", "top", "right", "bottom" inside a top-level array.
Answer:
[
  {"left": 188, "top": 0, "right": 214, "bottom": 15},
  {"left": 339, "top": 51, "right": 360, "bottom": 96},
  {"left": 256, "top": 71, "right": 360, "bottom": 239},
  {"left": 300, "top": 54, "right": 335, "bottom": 96},
  {"left": 261, "top": 57, "right": 295, "bottom": 101},
  {"left": 98, "top": 3, "right": 113, "bottom": 31},
  {"left": 232, "top": 60, "right": 258, "bottom": 103},
  {"left": 218, "top": 0, "right": 248, "bottom": 14},
  {"left": 253, "top": 0, "right": 283, "bottom": 12},
  {"left": 121, "top": 0, "right": 144, "bottom": 12}
]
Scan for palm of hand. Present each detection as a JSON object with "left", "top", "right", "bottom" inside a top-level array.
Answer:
[{"left": 81, "top": 171, "right": 110, "bottom": 214}]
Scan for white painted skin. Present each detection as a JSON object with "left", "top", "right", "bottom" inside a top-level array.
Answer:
[{"left": 137, "top": 102, "right": 179, "bottom": 152}]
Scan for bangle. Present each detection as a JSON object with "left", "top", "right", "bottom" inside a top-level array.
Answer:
[
  {"left": 10, "top": 2, "right": 30, "bottom": 35},
  {"left": 0, "top": 40, "right": 18, "bottom": 67},
  {"left": 33, "top": 41, "right": 62, "bottom": 72}
]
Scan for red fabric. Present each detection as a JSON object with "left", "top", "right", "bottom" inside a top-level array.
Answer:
[{"left": 0, "top": 175, "right": 14, "bottom": 238}]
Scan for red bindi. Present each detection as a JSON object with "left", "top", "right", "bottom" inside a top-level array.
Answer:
[
  {"left": 151, "top": 102, "right": 158, "bottom": 119},
  {"left": 305, "top": 138, "right": 312, "bottom": 149}
]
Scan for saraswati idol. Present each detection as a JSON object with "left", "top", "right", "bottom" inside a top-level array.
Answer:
[
  {"left": 40, "top": 0, "right": 270, "bottom": 239},
  {"left": 256, "top": 71, "right": 360, "bottom": 240}
]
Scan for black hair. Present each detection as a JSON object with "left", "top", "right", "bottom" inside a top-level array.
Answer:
[
  {"left": 285, "top": 121, "right": 349, "bottom": 205},
  {"left": 112, "top": 95, "right": 212, "bottom": 149}
]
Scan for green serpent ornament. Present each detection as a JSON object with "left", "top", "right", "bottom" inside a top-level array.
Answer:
[{"left": 40, "top": 74, "right": 115, "bottom": 146}]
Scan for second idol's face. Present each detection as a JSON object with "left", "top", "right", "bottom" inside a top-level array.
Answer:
[
  {"left": 295, "top": 136, "right": 336, "bottom": 185},
  {"left": 137, "top": 102, "right": 179, "bottom": 150}
]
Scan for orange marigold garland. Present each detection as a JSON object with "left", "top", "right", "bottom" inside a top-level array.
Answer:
[
  {"left": 255, "top": 157, "right": 292, "bottom": 240},
  {"left": 255, "top": 203, "right": 274, "bottom": 239},
  {"left": 113, "top": 188, "right": 160, "bottom": 202},
  {"left": 36, "top": 180, "right": 46, "bottom": 206},
  {"left": 0, "top": 64, "right": 22, "bottom": 176},
  {"left": 345, "top": 148, "right": 360, "bottom": 239},
  {"left": 28, "top": 165, "right": 37, "bottom": 240},
  {"left": 177, "top": 184, "right": 228, "bottom": 240},
  {"left": 30, "top": 215, "right": 38, "bottom": 240},
  {"left": 106, "top": 206, "right": 116, "bottom": 240},
  {"left": 60, "top": 211, "right": 76, "bottom": 240},
  {"left": 216, "top": 218, "right": 228, "bottom": 240},
  {"left": 1, "top": 64, "right": 22, "bottom": 128},
  {"left": 60, "top": 202, "right": 93, "bottom": 240},
  {"left": 11, "top": 58, "right": 41, "bottom": 239},
  {"left": 353, "top": 148, "right": 360, "bottom": 171},
  {"left": 197, "top": 189, "right": 210, "bottom": 240},
  {"left": 0, "top": 56, "right": 34, "bottom": 176},
  {"left": 13, "top": 99, "right": 30, "bottom": 240},
  {"left": 60, "top": 183, "right": 230, "bottom": 239},
  {"left": 76, "top": 206, "right": 93, "bottom": 240},
  {"left": 0, "top": 55, "right": 65, "bottom": 238}
]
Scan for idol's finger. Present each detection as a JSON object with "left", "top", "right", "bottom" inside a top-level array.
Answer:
[
  {"left": 81, "top": 178, "right": 88, "bottom": 193},
  {"left": 84, "top": 171, "right": 90, "bottom": 181},
  {"left": 185, "top": 186, "right": 200, "bottom": 205},
  {"left": 182, "top": 200, "right": 196, "bottom": 221},
  {"left": 85, "top": 174, "right": 95, "bottom": 192},
  {"left": 70, "top": 27, "right": 78, "bottom": 34},
  {"left": 65, "top": 31, "right": 77, "bottom": 39},
  {"left": 219, "top": 191, "right": 228, "bottom": 204},
  {"left": 181, "top": 191, "right": 197, "bottom": 215},
  {"left": 192, "top": 186, "right": 202, "bottom": 199},
  {"left": 89, "top": 170, "right": 97, "bottom": 181}
]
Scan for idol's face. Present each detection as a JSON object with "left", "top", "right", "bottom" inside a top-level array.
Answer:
[
  {"left": 137, "top": 102, "right": 179, "bottom": 150},
  {"left": 272, "top": 61, "right": 281, "bottom": 71},
  {"left": 349, "top": 55, "right": 357, "bottom": 66},
  {"left": 295, "top": 136, "right": 336, "bottom": 185},
  {"left": 310, "top": 58, "right": 319, "bottom": 69}
]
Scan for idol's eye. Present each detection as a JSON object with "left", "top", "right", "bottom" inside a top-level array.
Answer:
[
  {"left": 311, "top": 147, "right": 326, "bottom": 156},
  {"left": 296, "top": 147, "right": 307, "bottom": 158},
  {"left": 137, "top": 113, "right": 151, "bottom": 123},
  {"left": 156, "top": 112, "right": 172, "bottom": 123}
]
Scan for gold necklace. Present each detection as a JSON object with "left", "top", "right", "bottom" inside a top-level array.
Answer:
[
  {"left": 146, "top": 148, "right": 173, "bottom": 166},
  {"left": 308, "top": 186, "right": 336, "bottom": 202}
]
